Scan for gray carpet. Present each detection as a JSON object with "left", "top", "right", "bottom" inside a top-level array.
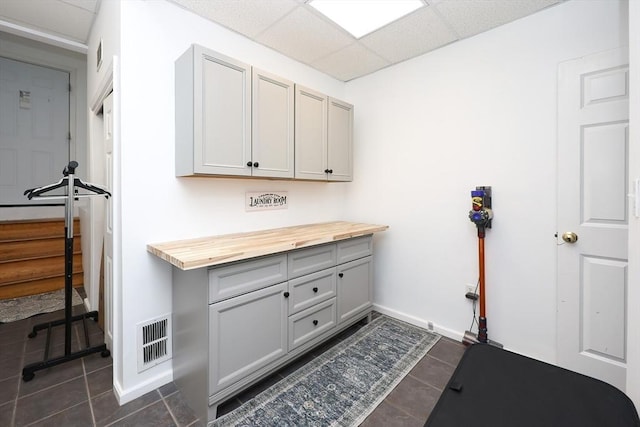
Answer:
[
  {"left": 212, "top": 315, "right": 440, "bottom": 427},
  {"left": 0, "top": 288, "right": 83, "bottom": 323}
]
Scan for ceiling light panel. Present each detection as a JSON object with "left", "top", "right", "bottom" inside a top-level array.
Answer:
[{"left": 309, "top": 0, "right": 425, "bottom": 39}]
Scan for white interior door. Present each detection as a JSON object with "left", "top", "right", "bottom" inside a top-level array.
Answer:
[
  {"left": 557, "top": 47, "right": 629, "bottom": 390},
  {"left": 0, "top": 56, "right": 69, "bottom": 204},
  {"left": 103, "top": 91, "right": 114, "bottom": 351}
]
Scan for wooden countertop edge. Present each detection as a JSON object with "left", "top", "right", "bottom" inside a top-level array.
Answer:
[{"left": 147, "top": 222, "right": 388, "bottom": 270}]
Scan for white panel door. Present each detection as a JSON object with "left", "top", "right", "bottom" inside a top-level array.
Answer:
[
  {"left": 0, "top": 57, "right": 69, "bottom": 204},
  {"left": 557, "top": 47, "right": 629, "bottom": 390}
]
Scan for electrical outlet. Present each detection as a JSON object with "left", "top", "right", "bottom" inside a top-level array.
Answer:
[{"left": 465, "top": 284, "right": 479, "bottom": 301}]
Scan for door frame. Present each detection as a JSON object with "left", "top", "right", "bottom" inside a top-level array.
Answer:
[{"left": 89, "top": 59, "right": 116, "bottom": 352}]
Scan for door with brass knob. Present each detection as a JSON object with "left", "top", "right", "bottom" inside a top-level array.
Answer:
[{"left": 556, "top": 47, "right": 628, "bottom": 391}]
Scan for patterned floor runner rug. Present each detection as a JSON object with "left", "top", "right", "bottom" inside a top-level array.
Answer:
[
  {"left": 0, "top": 288, "right": 83, "bottom": 323},
  {"left": 212, "top": 315, "right": 440, "bottom": 426}
]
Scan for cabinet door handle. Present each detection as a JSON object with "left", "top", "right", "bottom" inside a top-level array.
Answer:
[
  {"left": 313, "top": 287, "right": 318, "bottom": 293},
  {"left": 247, "top": 161, "right": 253, "bottom": 167},
  {"left": 313, "top": 320, "right": 318, "bottom": 326},
  {"left": 328, "top": 169, "right": 333, "bottom": 174},
  {"left": 283, "top": 292, "right": 290, "bottom": 298},
  {"left": 338, "top": 273, "right": 344, "bottom": 278},
  {"left": 324, "top": 169, "right": 329, "bottom": 173},
  {"left": 253, "top": 162, "right": 259, "bottom": 168}
]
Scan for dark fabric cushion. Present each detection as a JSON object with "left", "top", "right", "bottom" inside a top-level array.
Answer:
[{"left": 425, "top": 344, "right": 640, "bottom": 427}]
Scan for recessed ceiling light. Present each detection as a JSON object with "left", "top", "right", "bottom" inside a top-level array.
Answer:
[{"left": 309, "top": 0, "right": 425, "bottom": 39}]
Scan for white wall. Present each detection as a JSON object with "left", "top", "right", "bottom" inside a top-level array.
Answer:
[
  {"left": 626, "top": 0, "right": 640, "bottom": 406},
  {"left": 345, "top": 0, "right": 628, "bottom": 363},
  {"left": 114, "top": 0, "right": 350, "bottom": 402}
]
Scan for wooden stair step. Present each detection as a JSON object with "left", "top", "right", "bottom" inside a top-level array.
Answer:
[
  {"left": 0, "top": 254, "right": 83, "bottom": 286},
  {"left": 0, "top": 238, "right": 82, "bottom": 263},
  {"left": 0, "top": 275, "right": 84, "bottom": 300},
  {"left": 0, "top": 218, "right": 80, "bottom": 242}
]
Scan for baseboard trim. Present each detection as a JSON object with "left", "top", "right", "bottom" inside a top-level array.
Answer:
[
  {"left": 372, "top": 304, "right": 464, "bottom": 342},
  {"left": 113, "top": 369, "right": 174, "bottom": 405}
]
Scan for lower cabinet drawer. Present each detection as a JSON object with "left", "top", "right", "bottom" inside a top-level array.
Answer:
[
  {"left": 208, "top": 254, "right": 287, "bottom": 303},
  {"left": 337, "top": 235, "right": 372, "bottom": 264},
  {"left": 288, "top": 298, "right": 336, "bottom": 350},
  {"left": 288, "top": 267, "right": 336, "bottom": 315}
]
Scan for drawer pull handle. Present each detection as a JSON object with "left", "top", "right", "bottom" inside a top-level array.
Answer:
[
  {"left": 338, "top": 273, "right": 344, "bottom": 278},
  {"left": 313, "top": 320, "right": 318, "bottom": 326},
  {"left": 283, "top": 292, "right": 290, "bottom": 298},
  {"left": 313, "top": 287, "right": 318, "bottom": 293}
]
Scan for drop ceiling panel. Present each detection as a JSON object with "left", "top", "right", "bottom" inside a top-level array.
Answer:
[
  {"left": 256, "top": 6, "right": 354, "bottom": 65},
  {"left": 434, "top": 0, "right": 560, "bottom": 39},
  {"left": 59, "top": 0, "right": 100, "bottom": 13},
  {"left": 360, "top": 6, "right": 458, "bottom": 64},
  {"left": 311, "top": 42, "right": 391, "bottom": 82},
  {"left": 0, "top": 0, "right": 96, "bottom": 42},
  {"left": 169, "top": 0, "right": 299, "bottom": 39}
]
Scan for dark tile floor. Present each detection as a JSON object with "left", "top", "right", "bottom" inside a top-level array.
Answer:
[{"left": 1, "top": 308, "right": 466, "bottom": 426}]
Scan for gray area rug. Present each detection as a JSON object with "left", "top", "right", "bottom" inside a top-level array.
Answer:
[
  {"left": 0, "top": 288, "right": 83, "bottom": 323},
  {"left": 212, "top": 315, "right": 440, "bottom": 427}
]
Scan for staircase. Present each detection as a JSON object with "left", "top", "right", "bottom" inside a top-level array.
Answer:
[{"left": 0, "top": 218, "right": 83, "bottom": 300}]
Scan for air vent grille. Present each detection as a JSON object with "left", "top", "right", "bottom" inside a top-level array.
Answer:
[{"left": 137, "top": 315, "right": 171, "bottom": 372}]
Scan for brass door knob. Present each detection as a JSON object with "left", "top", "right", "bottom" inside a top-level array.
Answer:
[{"left": 562, "top": 232, "right": 578, "bottom": 243}]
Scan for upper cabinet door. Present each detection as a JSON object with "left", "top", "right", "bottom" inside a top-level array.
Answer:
[
  {"left": 327, "top": 98, "right": 353, "bottom": 182},
  {"left": 252, "top": 69, "right": 294, "bottom": 178},
  {"left": 175, "top": 45, "right": 251, "bottom": 176},
  {"left": 295, "top": 85, "right": 328, "bottom": 180},
  {"left": 199, "top": 52, "right": 252, "bottom": 175}
]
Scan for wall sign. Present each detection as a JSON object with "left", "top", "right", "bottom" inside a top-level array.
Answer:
[{"left": 246, "top": 191, "right": 288, "bottom": 211}]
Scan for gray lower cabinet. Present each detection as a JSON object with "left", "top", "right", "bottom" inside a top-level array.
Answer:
[
  {"left": 337, "top": 256, "right": 373, "bottom": 324},
  {"left": 172, "top": 235, "right": 374, "bottom": 424},
  {"left": 209, "top": 282, "right": 288, "bottom": 394}
]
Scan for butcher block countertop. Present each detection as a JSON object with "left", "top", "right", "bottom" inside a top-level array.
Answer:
[{"left": 147, "top": 221, "right": 388, "bottom": 270}]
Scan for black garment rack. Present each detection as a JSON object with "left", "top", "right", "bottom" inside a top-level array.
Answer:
[{"left": 21, "top": 161, "right": 111, "bottom": 381}]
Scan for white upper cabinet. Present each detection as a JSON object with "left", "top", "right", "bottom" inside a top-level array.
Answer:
[
  {"left": 295, "top": 85, "right": 353, "bottom": 182},
  {"left": 175, "top": 46, "right": 294, "bottom": 178},
  {"left": 176, "top": 45, "right": 252, "bottom": 177},
  {"left": 252, "top": 68, "right": 294, "bottom": 178},
  {"left": 176, "top": 45, "right": 351, "bottom": 181},
  {"left": 294, "top": 86, "right": 328, "bottom": 180},
  {"left": 327, "top": 97, "right": 353, "bottom": 182}
]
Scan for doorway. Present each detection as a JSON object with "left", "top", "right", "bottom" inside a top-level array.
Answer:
[{"left": 0, "top": 56, "right": 70, "bottom": 207}]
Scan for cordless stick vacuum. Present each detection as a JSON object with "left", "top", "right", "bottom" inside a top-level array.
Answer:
[{"left": 463, "top": 187, "right": 502, "bottom": 347}]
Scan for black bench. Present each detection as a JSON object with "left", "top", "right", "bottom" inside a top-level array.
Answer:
[{"left": 425, "top": 344, "right": 640, "bottom": 427}]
